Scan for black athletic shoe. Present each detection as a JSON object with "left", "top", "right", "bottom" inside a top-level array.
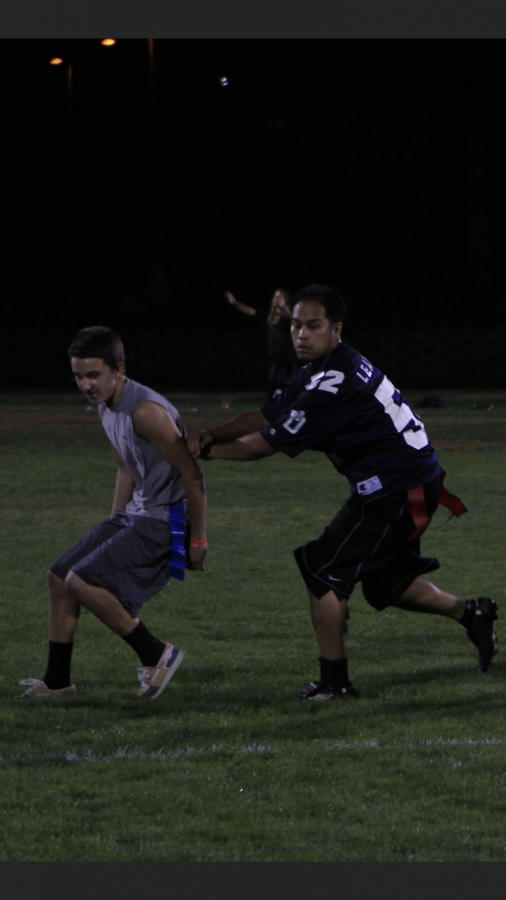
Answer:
[
  {"left": 465, "top": 597, "right": 498, "bottom": 672},
  {"left": 300, "top": 680, "right": 359, "bottom": 700}
]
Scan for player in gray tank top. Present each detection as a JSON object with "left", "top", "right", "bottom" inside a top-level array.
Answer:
[
  {"left": 20, "top": 327, "right": 207, "bottom": 702},
  {"left": 99, "top": 379, "right": 187, "bottom": 519}
]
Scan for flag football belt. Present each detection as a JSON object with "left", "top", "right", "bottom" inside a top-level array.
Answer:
[
  {"left": 168, "top": 501, "right": 186, "bottom": 581},
  {"left": 408, "top": 470, "right": 468, "bottom": 540}
]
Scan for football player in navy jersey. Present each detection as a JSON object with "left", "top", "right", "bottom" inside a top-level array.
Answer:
[{"left": 188, "top": 285, "right": 498, "bottom": 700}]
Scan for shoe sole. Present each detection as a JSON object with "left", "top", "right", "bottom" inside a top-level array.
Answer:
[
  {"left": 19, "top": 680, "right": 77, "bottom": 698},
  {"left": 479, "top": 626, "right": 498, "bottom": 673},
  {"left": 302, "top": 693, "right": 359, "bottom": 701},
  {"left": 301, "top": 686, "right": 359, "bottom": 701},
  {"left": 22, "top": 689, "right": 76, "bottom": 698},
  {"left": 467, "top": 599, "right": 498, "bottom": 673},
  {"left": 479, "top": 601, "right": 497, "bottom": 672},
  {"left": 141, "top": 649, "right": 185, "bottom": 700},
  {"left": 302, "top": 693, "right": 341, "bottom": 701}
]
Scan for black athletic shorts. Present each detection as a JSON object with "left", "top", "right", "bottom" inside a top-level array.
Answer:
[{"left": 293, "top": 476, "right": 441, "bottom": 611}]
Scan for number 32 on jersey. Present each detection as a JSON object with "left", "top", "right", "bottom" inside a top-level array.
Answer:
[
  {"left": 307, "top": 370, "right": 345, "bottom": 394},
  {"left": 282, "top": 371, "right": 345, "bottom": 435}
]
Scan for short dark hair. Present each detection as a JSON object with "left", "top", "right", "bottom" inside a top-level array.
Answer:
[
  {"left": 294, "top": 284, "right": 346, "bottom": 324},
  {"left": 68, "top": 327, "right": 125, "bottom": 370}
]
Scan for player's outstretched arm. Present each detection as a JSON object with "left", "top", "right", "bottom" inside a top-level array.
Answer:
[
  {"left": 224, "top": 291, "right": 257, "bottom": 316},
  {"left": 207, "top": 432, "right": 277, "bottom": 462},
  {"left": 133, "top": 402, "right": 207, "bottom": 571},
  {"left": 111, "top": 448, "right": 136, "bottom": 516},
  {"left": 187, "top": 409, "right": 268, "bottom": 458}
]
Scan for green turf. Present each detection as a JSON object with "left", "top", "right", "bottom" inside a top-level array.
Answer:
[{"left": 0, "top": 390, "right": 505, "bottom": 861}]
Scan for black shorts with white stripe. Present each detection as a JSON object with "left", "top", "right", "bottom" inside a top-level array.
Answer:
[{"left": 293, "top": 476, "right": 441, "bottom": 610}]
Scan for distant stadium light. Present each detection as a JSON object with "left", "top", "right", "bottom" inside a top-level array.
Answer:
[
  {"left": 101, "top": 39, "right": 117, "bottom": 46},
  {"left": 219, "top": 76, "right": 229, "bottom": 87},
  {"left": 49, "top": 57, "right": 64, "bottom": 66}
]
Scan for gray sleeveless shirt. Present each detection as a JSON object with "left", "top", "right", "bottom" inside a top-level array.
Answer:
[{"left": 99, "top": 379, "right": 186, "bottom": 520}]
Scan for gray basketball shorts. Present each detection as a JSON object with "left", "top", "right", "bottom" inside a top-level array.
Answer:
[
  {"left": 49, "top": 512, "right": 177, "bottom": 616},
  {"left": 293, "top": 477, "right": 441, "bottom": 611}
]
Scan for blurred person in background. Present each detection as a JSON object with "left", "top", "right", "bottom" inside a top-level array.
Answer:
[{"left": 225, "top": 287, "right": 298, "bottom": 395}]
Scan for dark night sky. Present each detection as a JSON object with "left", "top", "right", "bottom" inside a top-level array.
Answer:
[{"left": 2, "top": 39, "right": 506, "bottom": 386}]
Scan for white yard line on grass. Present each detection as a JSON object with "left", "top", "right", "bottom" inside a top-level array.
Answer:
[{"left": 2, "top": 737, "right": 506, "bottom": 765}]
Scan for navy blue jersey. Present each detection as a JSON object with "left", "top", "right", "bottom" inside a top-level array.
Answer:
[{"left": 261, "top": 341, "right": 441, "bottom": 494}]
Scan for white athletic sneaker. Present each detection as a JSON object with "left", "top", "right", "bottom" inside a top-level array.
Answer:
[
  {"left": 137, "top": 643, "right": 185, "bottom": 700},
  {"left": 19, "top": 678, "right": 77, "bottom": 698}
]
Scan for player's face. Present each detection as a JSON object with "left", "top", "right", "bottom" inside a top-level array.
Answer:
[
  {"left": 291, "top": 301, "right": 342, "bottom": 362},
  {"left": 271, "top": 291, "right": 290, "bottom": 316},
  {"left": 71, "top": 357, "right": 126, "bottom": 407}
]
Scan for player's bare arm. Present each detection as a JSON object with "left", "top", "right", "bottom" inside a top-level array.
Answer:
[
  {"left": 133, "top": 401, "right": 207, "bottom": 570},
  {"left": 111, "top": 447, "right": 136, "bottom": 515},
  {"left": 207, "top": 431, "right": 277, "bottom": 462},
  {"left": 187, "top": 409, "right": 268, "bottom": 458},
  {"left": 224, "top": 291, "right": 257, "bottom": 316}
]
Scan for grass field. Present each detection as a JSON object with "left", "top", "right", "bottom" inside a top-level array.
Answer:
[{"left": 0, "top": 388, "right": 505, "bottom": 861}]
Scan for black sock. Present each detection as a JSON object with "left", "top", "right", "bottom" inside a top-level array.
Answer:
[
  {"left": 123, "top": 621, "right": 166, "bottom": 666},
  {"left": 319, "top": 657, "right": 350, "bottom": 689},
  {"left": 44, "top": 641, "right": 74, "bottom": 690},
  {"left": 459, "top": 600, "right": 476, "bottom": 629}
]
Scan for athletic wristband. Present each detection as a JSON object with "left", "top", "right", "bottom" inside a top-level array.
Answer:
[{"left": 190, "top": 538, "right": 208, "bottom": 548}]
